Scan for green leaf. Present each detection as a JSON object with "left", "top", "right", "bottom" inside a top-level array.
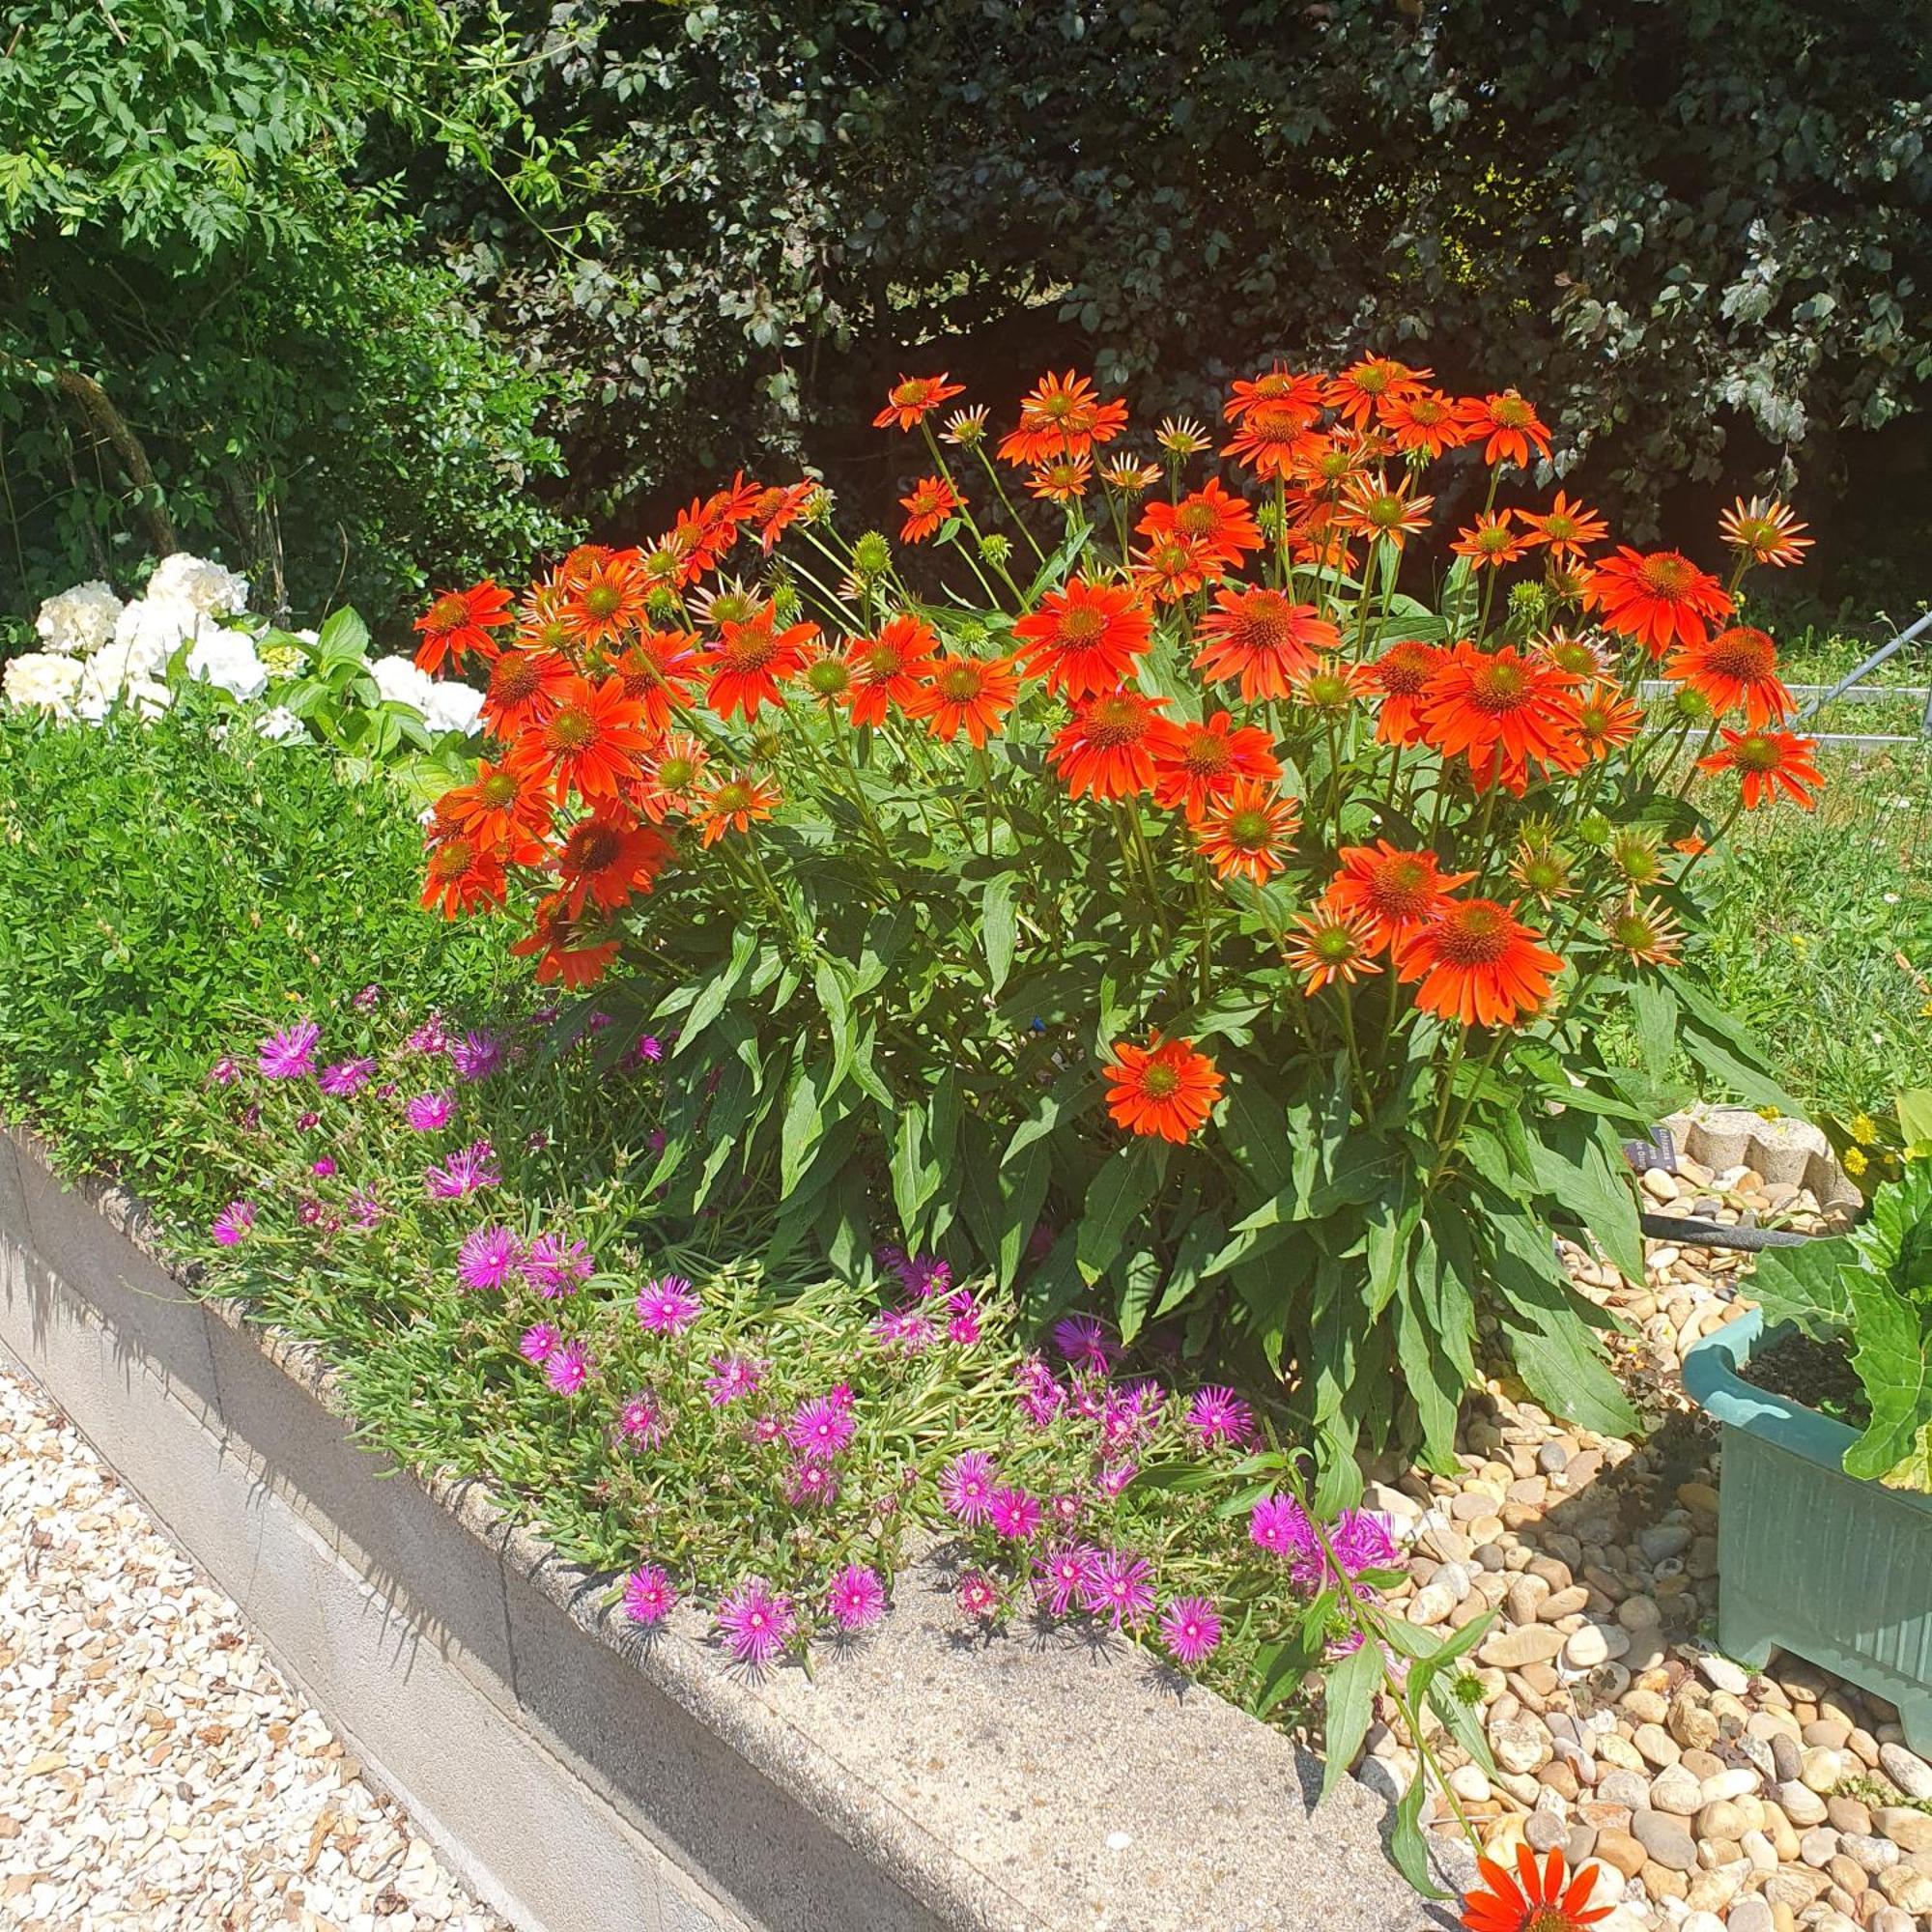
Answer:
[
  {"left": 1629, "top": 979, "right": 1679, "bottom": 1082},
  {"left": 1748, "top": 1237, "right": 1855, "bottom": 1339},
  {"left": 779, "top": 1060, "right": 827, "bottom": 1195},
  {"left": 315, "top": 606, "right": 371, "bottom": 667},
  {"left": 1897, "top": 1090, "right": 1932, "bottom": 1147},
  {"left": 1077, "top": 1140, "right": 1160, "bottom": 1285},
  {"left": 1528, "top": 1114, "right": 1645, "bottom": 1284},
  {"left": 1317, "top": 1639, "right": 1379, "bottom": 1805},
  {"left": 980, "top": 873, "right": 1016, "bottom": 993},
  {"left": 1387, "top": 1774, "right": 1450, "bottom": 1900},
  {"left": 1843, "top": 1267, "right": 1932, "bottom": 1484}
]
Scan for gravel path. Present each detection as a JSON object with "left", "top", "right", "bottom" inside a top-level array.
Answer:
[{"left": 0, "top": 1361, "right": 507, "bottom": 1932}]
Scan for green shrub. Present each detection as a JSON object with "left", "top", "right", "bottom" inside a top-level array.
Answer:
[{"left": 0, "top": 701, "right": 510, "bottom": 1191}]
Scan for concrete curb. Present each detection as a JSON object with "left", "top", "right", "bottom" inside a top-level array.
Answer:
[{"left": 0, "top": 1123, "right": 1444, "bottom": 1932}]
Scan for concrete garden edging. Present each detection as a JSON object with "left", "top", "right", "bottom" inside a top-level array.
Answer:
[{"left": 0, "top": 1124, "right": 1442, "bottom": 1932}]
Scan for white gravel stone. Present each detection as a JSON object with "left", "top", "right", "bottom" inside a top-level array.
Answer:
[{"left": 0, "top": 1364, "right": 505, "bottom": 1932}]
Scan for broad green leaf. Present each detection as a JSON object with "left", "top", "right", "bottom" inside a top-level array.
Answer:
[
  {"left": 1748, "top": 1236, "right": 1855, "bottom": 1339},
  {"left": 1077, "top": 1140, "right": 1160, "bottom": 1285},
  {"left": 1318, "top": 1638, "right": 1379, "bottom": 1805},
  {"left": 980, "top": 873, "right": 1016, "bottom": 993},
  {"left": 1843, "top": 1267, "right": 1932, "bottom": 1484}
]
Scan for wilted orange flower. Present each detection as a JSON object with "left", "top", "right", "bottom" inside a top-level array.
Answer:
[
  {"left": 420, "top": 831, "right": 508, "bottom": 920},
  {"left": 1572, "top": 680, "right": 1643, "bottom": 757},
  {"left": 1027, "top": 455, "right": 1093, "bottom": 503},
  {"left": 702, "top": 610, "right": 819, "bottom": 721},
  {"left": 413, "top": 580, "right": 514, "bottom": 674},
  {"left": 1193, "top": 586, "right": 1340, "bottom": 700},
  {"left": 440, "top": 747, "right": 554, "bottom": 851},
  {"left": 1103, "top": 1034, "right": 1224, "bottom": 1143},
  {"left": 874, "top": 373, "right": 965, "bottom": 432},
  {"left": 1100, "top": 458, "right": 1163, "bottom": 494},
  {"left": 1048, "top": 689, "right": 1181, "bottom": 802},
  {"left": 997, "top": 371, "right": 1128, "bottom": 467},
  {"left": 1583, "top": 548, "right": 1732, "bottom": 657},
  {"left": 1377, "top": 387, "right": 1475, "bottom": 459},
  {"left": 553, "top": 810, "right": 672, "bottom": 917},
  {"left": 906, "top": 652, "right": 1021, "bottom": 748},
  {"left": 1335, "top": 470, "right": 1435, "bottom": 552},
  {"left": 1286, "top": 897, "right": 1383, "bottom": 993},
  {"left": 1604, "top": 896, "right": 1683, "bottom": 968},
  {"left": 1195, "top": 781, "right": 1300, "bottom": 885},
  {"left": 480, "top": 645, "right": 575, "bottom": 740},
  {"left": 1398, "top": 898, "right": 1564, "bottom": 1027},
  {"left": 1460, "top": 389, "right": 1551, "bottom": 469},
  {"left": 1293, "top": 655, "right": 1374, "bottom": 712},
  {"left": 696, "top": 772, "right": 781, "bottom": 845},
  {"left": 1150, "top": 709, "right": 1282, "bottom": 822},
  {"left": 1719, "top": 496, "right": 1811, "bottom": 569},
  {"left": 1365, "top": 639, "right": 1447, "bottom": 747},
  {"left": 1328, "top": 842, "right": 1475, "bottom": 951},
  {"left": 942, "top": 405, "right": 990, "bottom": 448},
  {"left": 1665, "top": 625, "right": 1794, "bottom": 728},
  {"left": 609, "top": 629, "right": 701, "bottom": 732},
  {"left": 533, "top": 675, "right": 655, "bottom": 801},
  {"left": 1154, "top": 415, "right": 1212, "bottom": 458},
  {"left": 1416, "top": 641, "right": 1587, "bottom": 781},
  {"left": 844, "top": 613, "right": 939, "bottom": 727},
  {"left": 1326, "top": 355, "right": 1430, "bottom": 428},
  {"left": 1461, "top": 1847, "right": 1610, "bottom": 1932},
  {"left": 1288, "top": 430, "right": 1378, "bottom": 495},
  {"left": 1533, "top": 631, "right": 1609, "bottom": 679},
  {"left": 510, "top": 892, "right": 621, "bottom": 989},
  {"left": 1221, "top": 396, "right": 1324, "bottom": 479},
  {"left": 632, "top": 731, "right": 708, "bottom": 823},
  {"left": 1130, "top": 534, "right": 1214, "bottom": 605},
  {"left": 1139, "top": 477, "right": 1264, "bottom": 570},
  {"left": 1224, "top": 364, "right": 1327, "bottom": 427},
  {"left": 558, "top": 551, "right": 653, "bottom": 649},
  {"left": 899, "top": 473, "right": 964, "bottom": 543},
  {"left": 1697, "top": 728, "right": 1823, "bottom": 810},
  {"left": 1013, "top": 577, "right": 1152, "bottom": 698},
  {"left": 1452, "top": 511, "right": 1529, "bottom": 571},
  {"left": 1515, "top": 491, "right": 1607, "bottom": 561}
]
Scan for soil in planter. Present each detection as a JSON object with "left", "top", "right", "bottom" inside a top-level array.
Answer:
[{"left": 1738, "top": 1328, "right": 1872, "bottom": 1431}]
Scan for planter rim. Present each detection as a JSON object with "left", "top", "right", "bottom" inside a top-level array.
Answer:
[{"left": 1683, "top": 1308, "right": 1932, "bottom": 1518}]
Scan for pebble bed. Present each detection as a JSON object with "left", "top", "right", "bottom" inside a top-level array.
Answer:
[
  {"left": 0, "top": 1361, "right": 506, "bottom": 1932},
  {"left": 1360, "top": 1157, "right": 1932, "bottom": 1932}
]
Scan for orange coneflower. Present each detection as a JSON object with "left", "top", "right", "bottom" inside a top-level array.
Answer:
[
  {"left": 844, "top": 612, "right": 939, "bottom": 727},
  {"left": 942, "top": 405, "right": 990, "bottom": 449},
  {"left": 1100, "top": 457, "right": 1163, "bottom": 494},
  {"left": 1048, "top": 689, "right": 1181, "bottom": 802},
  {"left": 1416, "top": 641, "right": 1587, "bottom": 781},
  {"left": 413, "top": 581, "right": 515, "bottom": 674},
  {"left": 696, "top": 771, "right": 781, "bottom": 845},
  {"left": 1452, "top": 511, "right": 1529, "bottom": 572},
  {"left": 1508, "top": 837, "right": 1574, "bottom": 907},
  {"left": 1572, "top": 679, "right": 1644, "bottom": 758},
  {"left": 1012, "top": 577, "right": 1152, "bottom": 699},
  {"left": 1603, "top": 895, "right": 1684, "bottom": 968},
  {"left": 701, "top": 609, "right": 819, "bottom": 721},
  {"left": 1378, "top": 387, "right": 1476, "bottom": 460},
  {"left": 690, "top": 579, "right": 766, "bottom": 630},
  {"left": 1583, "top": 548, "right": 1732, "bottom": 657},
  {"left": 420, "top": 832, "right": 509, "bottom": 920},
  {"left": 533, "top": 674, "right": 655, "bottom": 802},
  {"left": 1221, "top": 396, "right": 1325, "bottom": 480},
  {"left": 510, "top": 892, "right": 621, "bottom": 989},
  {"left": 899, "top": 473, "right": 964, "bottom": 543},
  {"left": 1328, "top": 842, "right": 1475, "bottom": 951},
  {"left": 609, "top": 629, "right": 701, "bottom": 732},
  {"left": 874, "top": 373, "right": 965, "bottom": 432},
  {"left": 1719, "top": 496, "right": 1811, "bottom": 570},
  {"left": 1224, "top": 364, "right": 1328, "bottom": 427},
  {"left": 1326, "top": 355, "right": 1431, "bottom": 428},
  {"left": 440, "top": 747, "right": 554, "bottom": 851},
  {"left": 1516, "top": 491, "right": 1608, "bottom": 562},
  {"left": 1196, "top": 781, "right": 1301, "bottom": 886},
  {"left": 1398, "top": 898, "right": 1565, "bottom": 1027},
  {"left": 1130, "top": 534, "right": 1214, "bottom": 605},
  {"left": 696, "top": 472, "right": 762, "bottom": 556},
  {"left": 799, "top": 646, "right": 856, "bottom": 710},
  {"left": 553, "top": 810, "right": 672, "bottom": 917},
  {"left": 1154, "top": 415, "right": 1212, "bottom": 459},
  {"left": 480, "top": 645, "right": 575, "bottom": 740},
  {"left": 1027, "top": 455, "right": 1093, "bottom": 503},
  {"left": 997, "top": 371, "right": 1128, "bottom": 467},
  {"left": 631, "top": 731, "right": 708, "bottom": 823},
  {"left": 1335, "top": 470, "right": 1435, "bottom": 552},
  {"left": 635, "top": 526, "right": 704, "bottom": 596},
  {"left": 1532, "top": 630, "right": 1610, "bottom": 680},
  {"left": 1460, "top": 389, "right": 1552, "bottom": 469},
  {"left": 1664, "top": 625, "right": 1794, "bottom": 729},
  {"left": 1139, "top": 477, "right": 1265, "bottom": 571},
  {"left": 1461, "top": 1847, "right": 1610, "bottom": 1932},
  {"left": 558, "top": 550, "right": 653, "bottom": 650},
  {"left": 1103, "top": 1034, "right": 1224, "bottom": 1144},
  {"left": 905, "top": 652, "right": 1020, "bottom": 748},
  {"left": 1150, "top": 709, "right": 1282, "bottom": 822},
  {"left": 749, "top": 480, "right": 819, "bottom": 553},
  {"left": 1365, "top": 639, "right": 1447, "bottom": 747},
  {"left": 1286, "top": 897, "right": 1384, "bottom": 993},
  {"left": 1697, "top": 727, "right": 1824, "bottom": 810},
  {"left": 1293, "top": 655, "right": 1374, "bottom": 714},
  {"left": 1193, "top": 586, "right": 1340, "bottom": 701}
]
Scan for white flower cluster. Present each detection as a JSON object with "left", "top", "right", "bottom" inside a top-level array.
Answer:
[{"left": 369, "top": 655, "right": 485, "bottom": 736}]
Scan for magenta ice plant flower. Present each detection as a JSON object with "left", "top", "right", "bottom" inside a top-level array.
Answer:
[
  {"left": 1051, "top": 1313, "right": 1115, "bottom": 1375},
  {"left": 449, "top": 1029, "right": 504, "bottom": 1082},
  {"left": 947, "top": 1306, "right": 981, "bottom": 1348},
  {"left": 347, "top": 1186, "right": 384, "bottom": 1228},
  {"left": 424, "top": 1140, "right": 498, "bottom": 1200},
  {"left": 783, "top": 1458, "right": 840, "bottom": 1509},
  {"left": 622, "top": 1563, "right": 676, "bottom": 1628},
  {"left": 1033, "top": 1543, "right": 1094, "bottom": 1617},
  {"left": 703, "top": 1354, "right": 763, "bottom": 1406},
  {"left": 319, "top": 1057, "right": 375, "bottom": 1098},
  {"left": 405, "top": 1090, "right": 456, "bottom": 1133},
  {"left": 988, "top": 1485, "right": 1042, "bottom": 1542},
  {"left": 523, "top": 1232, "right": 594, "bottom": 1297},
  {"left": 257, "top": 1021, "right": 320, "bottom": 1080},
  {"left": 311, "top": 1156, "right": 336, "bottom": 1179},
  {"left": 1158, "top": 1596, "right": 1223, "bottom": 1667},
  {"left": 208, "top": 1055, "right": 240, "bottom": 1086},
  {"left": 826, "top": 1563, "right": 886, "bottom": 1633},
  {"left": 618, "top": 1393, "right": 668, "bottom": 1449},
  {"left": 938, "top": 1451, "right": 997, "bottom": 1525},
  {"left": 635, "top": 1274, "right": 700, "bottom": 1335},
  {"left": 715, "top": 1577, "right": 794, "bottom": 1668},
  {"left": 211, "top": 1200, "right": 255, "bottom": 1246},
  {"left": 457, "top": 1224, "right": 524, "bottom": 1292},
  {"left": 406, "top": 1014, "right": 449, "bottom": 1055},
  {"left": 785, "top": 1395, "right": 856, "bottom": 1463},
  {"left": 520, "top": 1323, "right": 559, "bottom": 1364},
  {"left": 545, "top": 1339, "right": 593, "bottom": 1396},
  {"left": 956, "top": 1572, "right": 1000, "bottom": 1620},
  {"left": 1185, "top": 1384, "right": 1256, "bottom": 1450},
  {"left": 1249, "top": 1492, "right": 1308, "bottom": 1558},
  {"left": 1079, "top": 1548, "right": 1155, "bottom": 1629}
]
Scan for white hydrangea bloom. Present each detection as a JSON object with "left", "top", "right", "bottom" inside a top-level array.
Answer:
[
  {"left": 3, "top": 652, "right": 84, "bottom": 716},
  {"left": 422, "top": 680, "right": 485, "bottom": 736},
  {"left": 147, "top": 551, "right": 249, "bottom": 617},
  {"left": 34, "top": 581, "right": 123, "bottom": 657},
  {"left": 75, "top": 641, "right": 145, "bottom": 722},
  {"left": 113, "top": 593, "right": 205, "bottom": 673},
  {"left": 369, "top": 654, "right": 436, "bottom": 713},
  {"left": 124, "top": 677, "right": 174, "bottom": 721},
  {"left": 185, "top": 629, "right": 269, "bottom": 702},
  {"left": 254, "top": 705, "right": 308, "bottom": 745}
]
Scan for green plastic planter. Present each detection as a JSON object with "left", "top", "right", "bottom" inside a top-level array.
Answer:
[{"left": 1684, "top": 1309, "right": 1932, "bottom": 1750}]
